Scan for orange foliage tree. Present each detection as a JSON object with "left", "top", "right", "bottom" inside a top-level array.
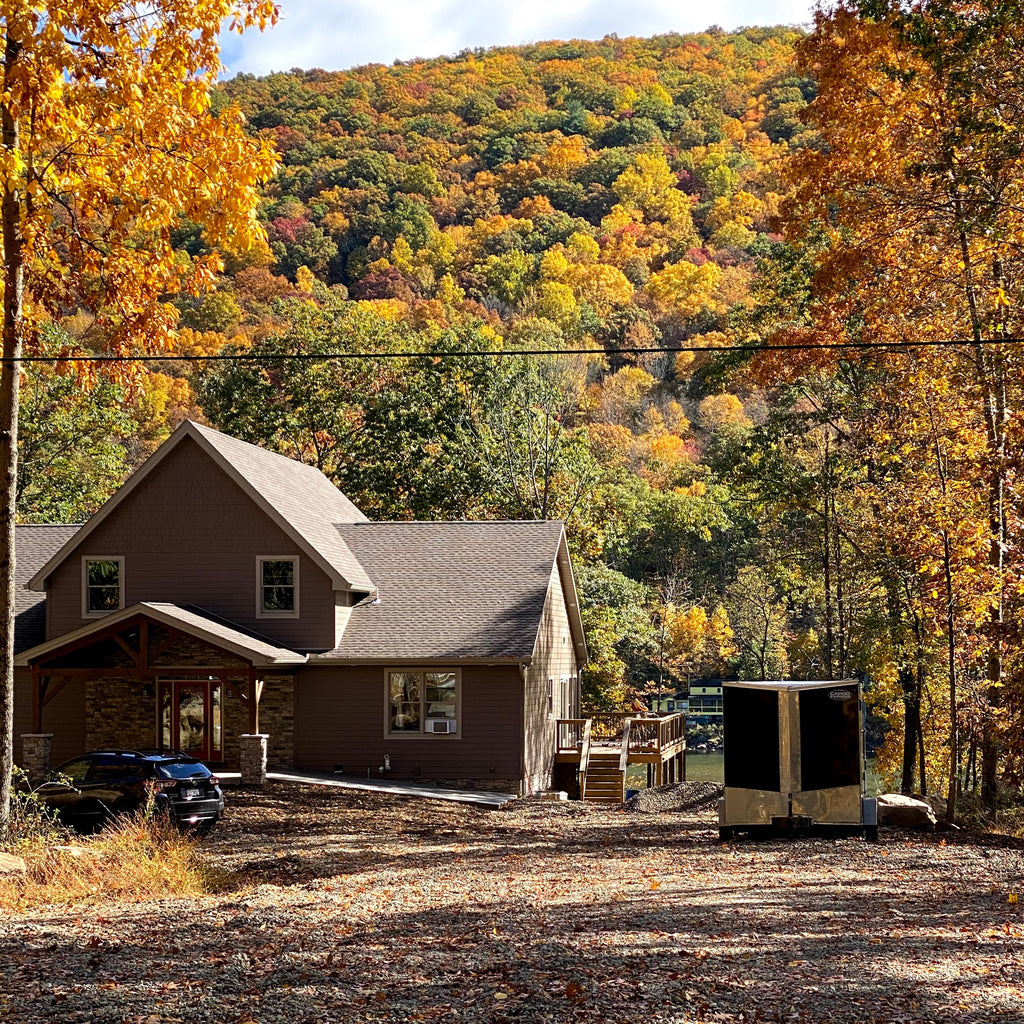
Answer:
[
  {"left": 0, "top": 0, "right": 278, "bottom": 830},
  {"left": 777, "top": 0, "right": 1024, "bottom": 814}
]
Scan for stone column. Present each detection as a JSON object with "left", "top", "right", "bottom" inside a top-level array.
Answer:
[
  {"left": 239, "top": 733, "right": 269, "bottom": 786},
  {"left": 20, "top": 734, "right": 52, "bottom": 783}
]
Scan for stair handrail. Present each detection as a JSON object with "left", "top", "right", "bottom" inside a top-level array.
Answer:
[
  {"left": 579, "top": 718, "right": 593, "bottom": 800},
  {"left": 618, "top": 717, "right": 633, "bottom": 773}
]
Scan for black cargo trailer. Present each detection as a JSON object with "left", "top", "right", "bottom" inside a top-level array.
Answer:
[{"left": 719, "top": 680, "right": 877, "bottom": 840}]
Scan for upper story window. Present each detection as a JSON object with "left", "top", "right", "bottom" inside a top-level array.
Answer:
[
  {"left": 83, "top": 557, "right": 123, "bottom": 616},
  {"left": 258, "top": 557, "right": 299, "bottom": 617}
]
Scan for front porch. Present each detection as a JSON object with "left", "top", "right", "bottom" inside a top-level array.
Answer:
[
  {"left": 18, "top": 602, "right": 307, "bottom": 782},
  {"left": 555, "top": 713, "right": 686, "bottom": 804}
]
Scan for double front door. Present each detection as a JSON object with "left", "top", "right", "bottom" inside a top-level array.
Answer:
[{"left": 159, "top": 680, "right": 223, "bottom": 762}]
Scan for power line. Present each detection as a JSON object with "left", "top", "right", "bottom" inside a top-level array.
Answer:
[{"left": 4, "top": 336, "right": 1023, "bottom": 364}]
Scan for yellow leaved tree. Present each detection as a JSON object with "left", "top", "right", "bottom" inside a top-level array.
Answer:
[{"left": 0, "top": 0, "right": 279, "bottom": 831}]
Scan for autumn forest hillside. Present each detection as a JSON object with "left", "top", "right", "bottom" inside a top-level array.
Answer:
[{"left": 25, "top": 13, "right": 1024, "bottom": 810}]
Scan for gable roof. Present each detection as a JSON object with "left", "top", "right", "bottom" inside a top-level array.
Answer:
[
  {"left": 16, "top": 601, "right": 307, "bottom": 668},
  {"left": 316, "top": 520, "right": 587, "bottom": 664},
  {"left": 27, "top": 420, "right": 374, "bottom": 594},
  {"left": 15, "top": 524, "right": 82, "bottom": 654}
]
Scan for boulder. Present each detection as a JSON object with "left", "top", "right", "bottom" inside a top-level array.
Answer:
[
  {"left": 0, "top": 851, "right": 27, "bottom": 878},
  {"left": 877, "top": 793, "right": 938, "bottom": 829},
  {"left": 918, "top": 793, "right": 948, "bottom": 819}
]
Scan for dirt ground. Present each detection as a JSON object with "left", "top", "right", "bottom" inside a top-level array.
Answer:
[{"left": 1, "top": 782, "right": 1022, "bottom": 1024}]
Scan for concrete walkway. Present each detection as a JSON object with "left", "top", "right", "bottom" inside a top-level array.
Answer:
[{"left": 218, "top": 770, "right": 516, "bottom": 809}]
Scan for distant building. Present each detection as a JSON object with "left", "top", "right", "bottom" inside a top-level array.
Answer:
[{"left": 686, "top": 680, "right": 724, "bottom": 723}]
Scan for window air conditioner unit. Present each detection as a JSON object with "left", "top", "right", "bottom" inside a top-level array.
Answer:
[{"left": 426, "top": 718, "right": 456, "bottom": 734}]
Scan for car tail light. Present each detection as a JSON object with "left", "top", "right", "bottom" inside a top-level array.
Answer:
[
  {"left": 151, "top": 779, "right": 178, "bottom": 791},
  {"left": 208, "top": 776, "right": 219, "bottom": 786}
]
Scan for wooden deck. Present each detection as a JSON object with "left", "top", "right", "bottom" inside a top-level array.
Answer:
[{"left": 555, "top": 714, "right": 687, "bottom": 803}]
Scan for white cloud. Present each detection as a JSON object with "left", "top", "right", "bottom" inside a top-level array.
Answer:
[{"left": 220, "top": 0, "right": 814, "bottom": 76}]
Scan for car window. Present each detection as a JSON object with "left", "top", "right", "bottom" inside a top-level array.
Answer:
[
  {"left": 155, "top": 760, "right": 210, "bottom": 780},
  {"left": 56, "top": 758, "right": 92, "bottom": 784},
  {"left": 87, "top": 756, "right": 147, "bottom": 782}
]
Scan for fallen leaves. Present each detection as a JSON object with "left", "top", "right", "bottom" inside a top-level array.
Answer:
[{"left": 0, "top": 784, "right": 1022, "bottom": 1024}]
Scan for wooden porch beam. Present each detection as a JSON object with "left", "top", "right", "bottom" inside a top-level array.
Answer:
[
  {"left": 26, "top": 666, "right": 247, "bottom": 678},
  {"left": 111, "top": 632, "right": 140, "bottom": 666},
  {"left": 40, "top": 674, "right": 75, "bottom": 710},
  {"left": 140, "top": 620, "right": 149, "bottom": 670},
  {"left": 145, "top": 624, "right": 189, "bottom": 664},
  {"left": 32, "top": 613, "right": 146, "bottom": 665}
]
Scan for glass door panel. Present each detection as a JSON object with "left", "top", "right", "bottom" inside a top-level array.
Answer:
[
  {"left": 157, "top": 680, "right": 223, "bottom": 762},
  {"left": 176, "top": 684, "right": 208, "bottom": 759}
]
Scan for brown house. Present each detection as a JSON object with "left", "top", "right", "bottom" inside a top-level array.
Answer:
[{"left": 12, "top": 420, "right": 586, "bottom": 794}]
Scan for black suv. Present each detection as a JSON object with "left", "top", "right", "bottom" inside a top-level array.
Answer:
[{"left": 37, "top": 750, "right": 226, "bottom": 835}]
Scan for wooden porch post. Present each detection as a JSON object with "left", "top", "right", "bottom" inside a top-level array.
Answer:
[
  {"left": 248, "top": 669, "right": 264, "bottom": 735},
  {"left": 31, "top": 665, "right": 41, "bottom": 732}
]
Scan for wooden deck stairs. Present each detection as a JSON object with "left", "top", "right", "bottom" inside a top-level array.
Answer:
[
  {"left": 581, "top": 749, "right": 626, "bottom": 804},
  {"left": 556, "top": 713, "right": 687, "bottom": 805}
]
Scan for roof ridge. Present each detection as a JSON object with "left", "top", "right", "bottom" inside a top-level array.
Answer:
[{"left": 341, "top": 519, "right": 565, "bottom": 526}]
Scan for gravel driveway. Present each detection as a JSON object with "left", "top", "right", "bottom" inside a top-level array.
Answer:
[{"left": 1, "top": 783, "right": 1022, "bottom": 1024}]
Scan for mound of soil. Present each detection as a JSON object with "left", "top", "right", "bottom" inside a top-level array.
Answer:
[{"left": 623, "top": 780, "right": 723, "bottom": 813}]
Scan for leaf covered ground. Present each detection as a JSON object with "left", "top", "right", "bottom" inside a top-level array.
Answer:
[{"left": 0, "top": 782, "right": 1022, "bottom": 1024}]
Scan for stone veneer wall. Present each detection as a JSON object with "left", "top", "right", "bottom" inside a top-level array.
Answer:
[
  {"left": 86, "top": 678, "right": 157, "bottom": 751},
  {"left": 223, "top": 675, "right": 294, "bottom": 769},
  {"left": 260, "top": 676, "right": 295, "bottom": 769},
  {"left": 150, "top": 629, "right": 249, "bottom": 670},
  {"left": 79, "top": 672, "right": 293, "bottom": 771}
]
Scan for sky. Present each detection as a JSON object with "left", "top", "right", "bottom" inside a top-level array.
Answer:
[{"left": 219, "top": 0, "right": 816, "bottom": 76}]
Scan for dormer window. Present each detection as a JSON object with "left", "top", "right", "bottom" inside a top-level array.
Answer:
[
  {"left": 258, "top": 557, "right": 299, "bottom": 617},
  {"left": 83, "top": 557, "right": 123, "bottom": 616}
]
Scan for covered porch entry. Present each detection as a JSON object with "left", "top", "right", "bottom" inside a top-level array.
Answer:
[{"left": 17, "top": 601, "right": 307, "bottom": 782}]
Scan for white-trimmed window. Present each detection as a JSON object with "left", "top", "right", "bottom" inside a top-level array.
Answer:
[
  {"left": 257, "top": 557, "right": 299, "bottom": 617},
  {"left": 82, "top": 557, "right": 123, "bottom": 616},
  {"left": 387, "top": 669, "right": 459, "bottom": 736}
]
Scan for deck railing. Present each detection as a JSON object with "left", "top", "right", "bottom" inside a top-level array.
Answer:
[
  {"left": 579, "top": 719, "right": 593, "bottom": 799},
  {"left": 556, "top": 718, "right": 587, "bottom": 754},
  {"left": 557, "top": 712, "right": 686, "bottom": 758}
]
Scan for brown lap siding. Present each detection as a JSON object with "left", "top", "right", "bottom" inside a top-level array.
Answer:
[{"left": 293, "top": 664, "right": 523, "bottom": 785}]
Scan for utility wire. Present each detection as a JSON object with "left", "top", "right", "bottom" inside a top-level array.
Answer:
[{"left": 4, "top": 336, "right": 1023, "bottom": 364}]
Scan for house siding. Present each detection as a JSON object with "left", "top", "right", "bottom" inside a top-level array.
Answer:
[
  {"left": 44, "top": 437, "right": 338, "bottom": 650},
  {"left": 293, "top": 664, "right": 523, "bottom": 791},
  {"left": 522, "top": 561, "right": 578, "bottom": 794}
]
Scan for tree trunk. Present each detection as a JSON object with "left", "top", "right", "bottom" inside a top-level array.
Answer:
[
  {"left": 942, "top": 530, "right": 957, "bottom": 825},
  {"left": 899, "top": 665, "right": 920, "bottom": 794},
  {"left": 0, "top": 33, "right": 23, "bottom": 834}
]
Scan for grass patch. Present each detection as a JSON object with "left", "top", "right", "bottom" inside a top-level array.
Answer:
[
  {"left": 1, "top": 813, "right": 221, "bottom": 910},
  {"left": 1, "top": 771, "right": 221, "bottom": 910}
]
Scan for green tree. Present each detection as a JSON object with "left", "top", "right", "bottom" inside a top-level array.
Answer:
[
  {"left": 18, "top": 330, "right": 135, "bottom": 522},
  {"left": 195, "top": 298, "right": 502, "bottom": 519}
]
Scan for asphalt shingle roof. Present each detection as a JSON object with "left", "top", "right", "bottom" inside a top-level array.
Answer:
[
  {"left": 15, "top": 600, "right": 307, "bottom": 667},
  {"left": 137, "top": 602, "right": 306, "bottom": 665},
  {"left": 324, "top": 520, "right": 566, "bottom": 661},
  {"left": 189, "top": 422, "right": 374, "bottom": 592},
  {"left": 15, "top": 524, "right": 81, "bottom": 654}
]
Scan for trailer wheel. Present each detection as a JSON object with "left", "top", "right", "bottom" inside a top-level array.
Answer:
[{"left": 718, "top": 826, "right": 734, "bottom": 842}]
